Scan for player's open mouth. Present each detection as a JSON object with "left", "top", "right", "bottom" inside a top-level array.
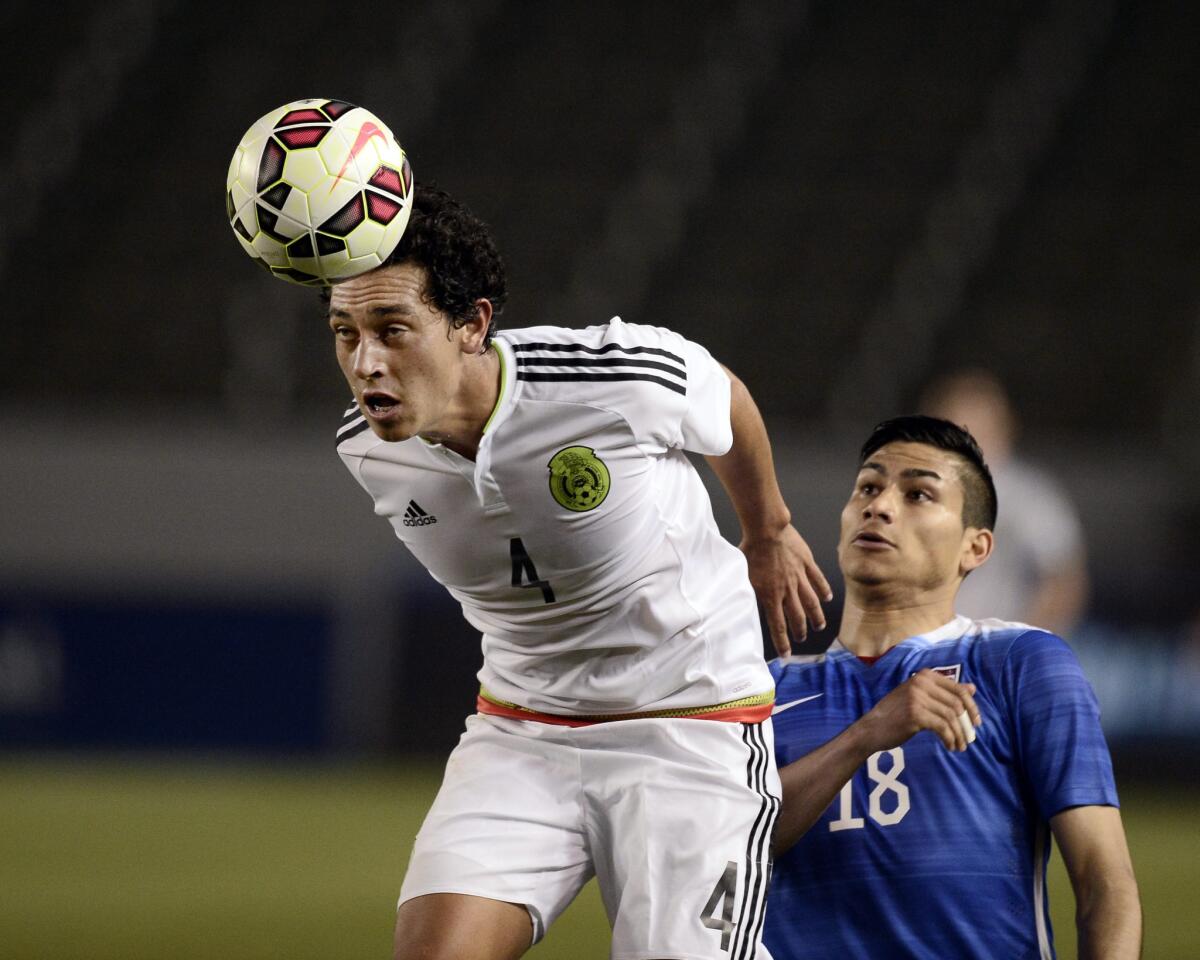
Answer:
[
  {"left": 853, "top": 531, "right": 895, "bottom": 549},
  {"left": 362, "top": 392, "right": 400, "bottom": 418}
]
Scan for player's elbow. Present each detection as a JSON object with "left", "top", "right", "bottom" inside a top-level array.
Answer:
[
  {"left": 1074, "top": 866, "right": 1142, "bottom": 947},
  {"left": 769, "top": 809, "right": 811, "bottom": 859},
  {"left": 1080, "top": 866, "right": 1140, "bottom": 909},
  {"left": 769, "top": 823, "right": 794, "bottom": 859}
]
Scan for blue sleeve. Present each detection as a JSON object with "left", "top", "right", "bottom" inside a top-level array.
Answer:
[{"left": 1003, "top": 630, "right": 1119, "bottom": 818}]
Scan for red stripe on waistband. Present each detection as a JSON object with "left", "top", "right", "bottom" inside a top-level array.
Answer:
[{"left": 475, "top": 696, "right": 773, "bottom": 726}]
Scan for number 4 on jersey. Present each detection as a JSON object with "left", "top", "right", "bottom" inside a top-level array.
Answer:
[
  {"left": 700, "top": 860, "right": 738, "bottom": 951},
  {"left": 510, "top": 538, "right": 555, "bottom": 603}
]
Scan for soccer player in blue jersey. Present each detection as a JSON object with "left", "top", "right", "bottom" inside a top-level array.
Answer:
[{"left": 765, "top": 415, "right": 1141, "bottom": 960}]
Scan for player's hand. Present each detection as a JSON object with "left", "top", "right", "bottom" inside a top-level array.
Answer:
[
  {"left": 860, "top": 670, "right": 982, "bottom": 753},
  {"left": 741, "top": 524, "right": 833, "bottom": 657}
]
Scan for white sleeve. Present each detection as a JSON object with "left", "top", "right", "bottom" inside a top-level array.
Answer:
[
  {"left": 675, "top": 335, "right": 732, "bottom": 455},
  {"left": 598, "top": 318, "right": 732, "bottom": 456}
]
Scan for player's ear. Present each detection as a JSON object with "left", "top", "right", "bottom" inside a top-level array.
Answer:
[
  {"left": 959, "top": 526, "right": 993, "bottom": 576},
  {"left": 456, "top": 298, "right": 493, "bottom": 354}
]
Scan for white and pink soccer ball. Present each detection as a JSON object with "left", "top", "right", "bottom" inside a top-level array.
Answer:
[{"left": 225, "top": 99, "right": 413, "bottom": 286}]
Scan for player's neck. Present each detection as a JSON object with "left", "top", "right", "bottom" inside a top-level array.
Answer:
[
  {"left": 419, "top": 346, "right": 501, "bottom": 461},
  {"left": 838, "top": 590, "right": 958, "bottom": 658}
]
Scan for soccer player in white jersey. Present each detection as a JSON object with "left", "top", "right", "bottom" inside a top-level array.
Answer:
[
  {"left": 763, "top": 416, "right": 1141, "bottom": 960},
  {"left": 327, "top": 185, "right": 831, "bottom": 960}
]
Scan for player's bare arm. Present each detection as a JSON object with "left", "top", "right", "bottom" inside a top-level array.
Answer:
[
  {"left": 773, "top": 670, "right": 980, "bottom": 853},
  {"left": 394, "top": 893, "right": 532, "bottom": 960},
  {"left": 705, "top": 365, "right": 832, "bottom": 655},
  {"left": 1050, "top": 805, "right": 1143, "bottom": 960}
]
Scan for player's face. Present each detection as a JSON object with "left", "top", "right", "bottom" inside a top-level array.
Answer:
[
  {"left": 838, "top": 441, "right": 986, "bottom": 595},
  {"left": 327, "top": 262, "right": 479, "bottom": 442}
]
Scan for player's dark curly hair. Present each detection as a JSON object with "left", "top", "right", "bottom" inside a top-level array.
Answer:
[
  {"left": 859, "top": 415, "right": 998, "bottom": 530},
  {"left": 384, "top": 183, "right": 506, "bottom": 343}
]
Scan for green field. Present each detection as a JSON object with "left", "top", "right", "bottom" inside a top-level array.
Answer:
[{"left": 0, "top": 758, "right": 1194, "bottom": 958}]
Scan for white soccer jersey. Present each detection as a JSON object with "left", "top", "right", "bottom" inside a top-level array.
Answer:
[{"left": 336, "top": 318, "right": 773, "bottom": 717}]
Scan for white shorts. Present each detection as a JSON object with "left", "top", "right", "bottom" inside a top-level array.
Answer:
[{"left": 398, "top": 713, "right": 780, "bottom": 960}]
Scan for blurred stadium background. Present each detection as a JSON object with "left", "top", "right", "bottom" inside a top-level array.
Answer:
[{"left": 2, "top": 0, "right": 1199, "bottom": 956}]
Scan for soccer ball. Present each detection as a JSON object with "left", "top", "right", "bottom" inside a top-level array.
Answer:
[{"left": 225, "top": 99, "right": 413, "bottom": 287}]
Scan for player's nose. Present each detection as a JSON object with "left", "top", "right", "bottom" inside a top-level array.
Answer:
[
  {"left": 863, "top": 487, "right": 897, "bottom": 521},
  {"left": 352, "top": 339, "right": 386, "bottom": 379}
]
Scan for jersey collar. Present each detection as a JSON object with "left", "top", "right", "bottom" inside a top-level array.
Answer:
[
  {"left": 482, "top": 337, "right": 518, "bottom": 437},
  {"left": 826, "top": 614, "right": 972, "bottom": 660}
]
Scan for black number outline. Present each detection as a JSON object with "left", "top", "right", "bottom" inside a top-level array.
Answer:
[
  {"left": 510, "top": 537, "right": 555, "bottom": 604},
  {"left": 700, "top": 859, "right": 738, "bottom": 951}
]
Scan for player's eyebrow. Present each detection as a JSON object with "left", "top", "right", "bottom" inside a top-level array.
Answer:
[
  {"left": 858, "top": 461, "right": 943, "bottom": 481},
  {"left": 327, "top": 304, "right": 415, "bottom": 320}
]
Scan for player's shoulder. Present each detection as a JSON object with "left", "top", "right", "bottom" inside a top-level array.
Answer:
[
  {"left": 334, "top": 399, "right": 378, "bottom": 457},
  {"left": 333, "top": 399, "right": 420, "bottom": 462},
  {"left": 500, "top": 317, "right": 689, "bottom": 352},
  {"left": 945, "top": 616, "right": 1079, "bottom": 675},
  {"left": 957, "top": 616, "right": 1066, "bottom": 647},
  {"left": 498, "top": 318, "right": 691, "bottom": 405}
]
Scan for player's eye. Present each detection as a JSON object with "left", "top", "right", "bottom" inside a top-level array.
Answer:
[
  {"left": 858, "top": 482, "right": 877, "bottom": 495},
  {"left": 908, "top": 488, "right": 932, "bottom": 502},
  {"left": 333, "top": 325, "right": 355, "bottom": 340},
  {"left": 385, "top": 325, "right": 407, "bottom": 338}
]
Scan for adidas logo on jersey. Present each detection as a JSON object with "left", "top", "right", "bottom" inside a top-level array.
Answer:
[{"left": 402, "top": 500, "right": 438, "bottom": 527}]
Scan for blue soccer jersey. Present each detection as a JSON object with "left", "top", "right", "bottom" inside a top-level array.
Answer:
[{"left": 764, "top": 616, "right": 1118, "bottom": 960}]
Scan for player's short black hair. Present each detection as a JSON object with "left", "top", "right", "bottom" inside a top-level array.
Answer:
[
  {"left": 859, "top": 415, "right": 998, "bottom": 530},
  {"left": 384, "top": 183, "right": 506, "bottom": 343}
]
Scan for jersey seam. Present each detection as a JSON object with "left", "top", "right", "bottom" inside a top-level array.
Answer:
[
  {"left": 998, "top": 628, "right": 1045, "bottom": 768},
  {"left": 506, "top": 384, "right": 682, "bottom": 455},
  {"left": 651, "top": 474, "right": 713, "bottom": 698},
  {"left": 997, "top": 628, "right": 1047, "bottom": 676},
  {"left": 339, "top": 437, "right": 388, "bottom": 485}
]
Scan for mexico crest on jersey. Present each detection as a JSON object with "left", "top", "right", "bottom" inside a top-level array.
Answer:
[{"left": 547, "top": 445, "right": 610, "bottom": 512}]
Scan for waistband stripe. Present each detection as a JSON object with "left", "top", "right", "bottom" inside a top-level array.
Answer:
[{"left": 476, "top": 687, "right": 774, "bottom": 726}]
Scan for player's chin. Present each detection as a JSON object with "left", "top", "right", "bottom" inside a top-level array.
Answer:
[
  {"left": 366, "top": 419, "right": 415, "bottom": 442},
  {"left": 841, "top": 557, "right": 892, "bottom": 585}
]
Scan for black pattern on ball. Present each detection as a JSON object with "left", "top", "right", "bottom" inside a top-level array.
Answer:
[
  {"left": 260, "top": 182, "right": 292, "bottom": 210},
  {"left": 272, "top": 266, "right": 321, "bottom": 285},
  {"left": 287, "top": 234, "right": 316, "bottom": 260},
  {"left": 233, "top": 216, "right": 253, "bottom": 242},
  {"left": 256, "top": 205, "right": 290, "bottom": 243},
  {"left": 321, "top": 100, "right": 356, "bottom": 120},
  {"left": 316, "top": 234, "right": 346, "bottom": 256},
  {"left": 256, "top": 138, "right": 286, "bottom": 191},
  {"left": 319, "top": 193, "right": 366, "bottom": 237}
]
